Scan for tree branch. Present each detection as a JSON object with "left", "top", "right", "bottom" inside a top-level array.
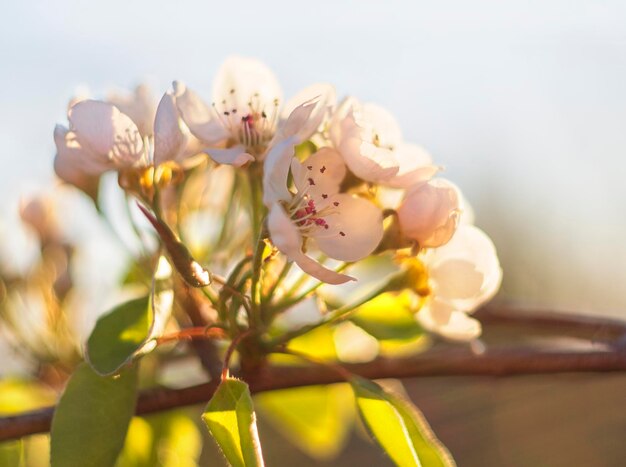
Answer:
[
  {"left": 1, "top": 306, "right": 625, "bottom": 442},
  {"left": 476, "top": 303, "right": 626, "bottom": 346},
  {"left": 173, "top": 278, "right": 224, "bottom": 380}
]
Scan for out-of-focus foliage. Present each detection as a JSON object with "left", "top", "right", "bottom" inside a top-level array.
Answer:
[
  {"left": 0, "top": 380, "right": 56, "bottom": 467},
  {"left": 255, "top": 384, "right": 354, "bottom": 459},
  {"left": 117, "top": 411, "right": 202, "bottom": 467}
]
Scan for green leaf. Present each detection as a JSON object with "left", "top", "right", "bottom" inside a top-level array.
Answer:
[
  {"left": 86, "top": 296, "right": 151, "bottom": 375},
  {"left": 351, "top": 377, "right": 455, "bottom": 467},
  {"left": 86, "top": 257, "right": 174, "bottom": 376},
  {"left": 50, "top": 362, "right": 139, "bottom": 467},
  {"left": 202, "top": 378, "right": 264, "bottom": 467},
  {"left": 255, "top": 384, "right": 353, "bottom": 460}
]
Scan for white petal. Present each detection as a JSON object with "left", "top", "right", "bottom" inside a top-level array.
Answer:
[
  {"left": 429, "top": 224, "right": 502, "bottom": 312},
  {"left": 212, "top": 56, "right": 282, "bottom": 115},
  {"left": 153, "top": 92, "right": 186, "bottom": 164},
  {"left": 313, "top": 194, "right": 383, "bottom": 262},
  {"left": 291, "top": 251, "right": 356, "bottom": 285},
  {"left": 430, "top": 259, "right": 485, "bottom": 301},
  {"left": 268, "top": 203, "right": 354, "bottom": 285},
  {"left": 205, "top": 146, "right": 254, "bottom": 167},
  {"left": 291, "top": 147, "right": 346, "bottom": 198},
  {"left": 418, "top": 305, "right": 482, "bottom": 342},
  {"left": 423, "top": 298, "right": 455, "bottom": 326},
  {"left": 329, "top": 96, "right": 357, "bottom": 148},
  {"left": 262, "top": 138, "right": 297, "bottom": 207},
  {"left": 173, "top": 81, "right": 228, "bottom": 145},
  {"left": 279, "top": 96, "right": 319, "bottom": 141},
  {"left": 360, "top": 103, "right": 403, "bottom": 148},
  {"left": 397, "top": 178, "right": 460, "bottom": 248},
  {"left": 53, "top": 124, "right": 109, "bottom": 175},
  {"left": 107, "top": 84, "right": 156, "bottom": 137},
  {"left": 53, "top": 125, "right": 101, "bottom": 198},
  {"left": 338, "top": 111, "right": 399, "bottom": 183},
  {"left": 281, "top": 83, "right": 336, "bottom": 141},
  {"left": 268, "top": 203, "right": 305, "bottom": 258},
  {"left": 68, "top": 100, "right": 145, "bottom": 168},
  {"left": 385, "top": 143, "right": 439, "bottom": 188}
]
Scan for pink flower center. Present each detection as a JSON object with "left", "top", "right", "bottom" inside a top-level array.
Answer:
[
  {"left": 293, "top": 199, "right": 329, "bottom": 229},
  {"left": 212, "top": 89, "right": 280, "bottom": 151}
]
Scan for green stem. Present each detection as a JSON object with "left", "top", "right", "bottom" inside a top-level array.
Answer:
[
  {"left": 249, "top": 227, "right": 266, "bottom": 329},
  {"left": 200, "top": 286, "right": 219, "bottom": 308},
  {"left": 214, "top": 173, "right": 240, "bottom": 253},
  {"left": 268, "top": 262, "right": 350, "bottom": 318},
  {"left": 247, "top": 167, "right": 265, "bottom": 244},
  {"left": 245, "top": 164, "right": 267, "bottom": 329},
  {"left": 261, "top": 259, "right": 293, "bottom": 306},
  {"left": 267, "top": 278, "right": 391, "bottom": 348}
]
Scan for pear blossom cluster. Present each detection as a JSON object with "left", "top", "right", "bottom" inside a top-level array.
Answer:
[{"left": 53, "top": 56, "right": 502, "bottom": 342}]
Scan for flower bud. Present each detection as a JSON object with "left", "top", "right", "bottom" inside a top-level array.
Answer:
[
  {"left": 397, "top": 179, "right": 460, "bottom": 249},
  {"left": 19, "top": 196, "right": 60, "bottom": 244}
]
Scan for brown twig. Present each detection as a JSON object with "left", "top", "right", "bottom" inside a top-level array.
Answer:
[
  {"left": 221, "top": 329, "right": 255, "bottom": 381},
  {"left": 476, "top": 303, "right": 626, "bottom": 347},
  {"left": 155, "top": 326, "right": 227, "bottom": 345},
  {"left": 1, "top": 306, "right": 626, "bottom": 442},
  {"left": 174, "top": 278, "right": 224, "bottom": 380},
  {"left": 2, "top": 345, "right": 626, "bottom": 442}
]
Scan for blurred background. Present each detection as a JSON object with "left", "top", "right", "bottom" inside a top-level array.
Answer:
[{"left": 1, "top": 1, "right": 625, "bottom": 465}]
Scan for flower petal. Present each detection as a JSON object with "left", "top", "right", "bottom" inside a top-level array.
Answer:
[
  {"left": 291, "top": 251, "right": 356, "bottom": 285},
  {"left": 291, "top": 147, "right": 346, "bottom": 199},
  {"left": 173, "top": 81, "right": 229, "bottom": 145},
  {"left": 281, "top": 83, "right": 336, "bottom": 141},
  {"left": 53, "top": 125, "right": 101, "bottom": 199},
  {"left": 430, "top": 259, "right": 485, "bottom": 301},
  {"left": 429, "top": 224, "right": 502, "bottom": 312},
  {"left": 153, "top": 92, "right": 187, "bottom": 165},
  {"left": 338, "top": 110, "right": 399, "bottom": 183},
  {"left": 279, "top": 96, "right": 319, "bottom": 141},
  {"left": 268, "top": 203, "right": 354, "bottom": 285},
  {"left": 212, "top": 56, "right": 282, "bottom": 115},
  {"left": 267, "top": 203, "right": 303, "bottom": 258},
  {"left": 417, "top": 305, "right": 482, "bottom": 342},
  {"left": 68, "top": 100, "right": 145, "bottom": 168},
  {"left": 360, "top": 103, "right": 403, "bottom": 147},
  {"left": 313, "top": 194, "right": 384, "bottom": 262},
  {"left": 385, "top": 143, "right": 439, "bottom": 189},
  {"left": 107, "top": 84, "right": 156, "bottom": 137},
  {"left": 205, "top": 146, "right": 254, "bottom": 167},
  {"left": 263, "top": 138, "right": 297, "bottom": 207},
  {"left": 397, "top": 178, "right": 460, "bottom": 248}
]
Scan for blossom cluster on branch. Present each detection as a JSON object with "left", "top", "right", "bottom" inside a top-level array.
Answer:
[
  {"left": 0, "top": 56, "right": 507, "bottom": 466},
  {"left": 54, "top": 56, "right": 502, "bottom": 343}
]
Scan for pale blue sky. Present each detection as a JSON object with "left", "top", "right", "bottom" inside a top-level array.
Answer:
[{"left": 1, "top": 0, "right": 626, "bottom": 316}]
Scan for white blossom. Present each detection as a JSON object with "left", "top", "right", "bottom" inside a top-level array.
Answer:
[
  {"left": 264, "top": 140, "right": 383, "bottom": 284},
  {"left": 174, "top": 57, "right": 335, "bottom": 167},
  {"left": 417, "top": 224, "right": 502, "bottom": 341}
]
